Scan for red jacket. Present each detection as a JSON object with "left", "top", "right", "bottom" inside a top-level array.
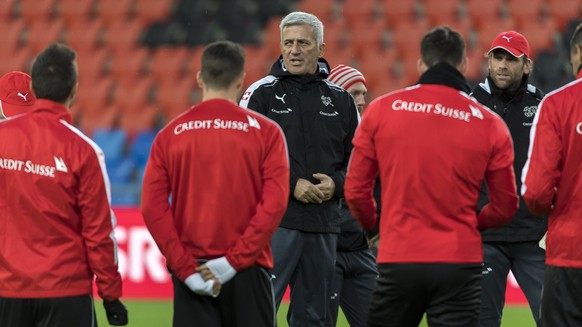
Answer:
[
  {"left": 0, "top": 99, "right": 122, "bottom": 300},
  {"left": 141, "top": 99, "right": 289, "bottom": 282},
  {"left": 345, "top": 79, "right": 519, "bottom": 264},
  {"left": 521, "top": 71, "right": 582, "bottom": 268}
]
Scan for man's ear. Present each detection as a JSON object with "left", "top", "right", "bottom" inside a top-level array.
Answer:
[
  {"left": 417, "top": 59, "right": 428, "bottom": 75},
  {"left": 459, "top": 56, "right": 468, "bottom": 75},
  {"left": 319, "top": 42, "right": 326, "bottom": 58},
  {"left": 196, "top": 71, "right": 204, "bottom": 89}
]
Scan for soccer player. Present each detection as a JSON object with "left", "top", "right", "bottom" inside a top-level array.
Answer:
[
  {"left": 345, "top": 26, "right": 519, "bottom": 327},
  {"left": 0, "top": 43, "right": 127, "bottom": 326},
  {"left": 521, "top": 22, "right": 582, "bottom": 327},
  {"left": 141, "top": 40, "right": 289, "bottom": 327}
]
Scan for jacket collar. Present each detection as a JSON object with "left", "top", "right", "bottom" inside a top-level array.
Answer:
[
  {"left": 578, "top": 69, "right": 582, "bottom": 79},
  {"left": 31, "top": 99, "right": 73, "bottom": 124},
  {"left": 268, "top": 56, "right": 331, "bottom": 87},
  {"left": 417, "top": 62, "right": 471, "bottom": 93},
  {"left": 486, "top": 74, "right": 529, "bottom": 102}
]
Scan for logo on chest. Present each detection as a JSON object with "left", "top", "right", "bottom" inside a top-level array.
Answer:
[
  {"left": 321, "top": 95, "right": 334, "bottom": 107},
  {"left": 523, "top": 106, "right": 537, "bottom": 118}
]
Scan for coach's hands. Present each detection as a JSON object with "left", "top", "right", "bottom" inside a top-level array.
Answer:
[
  {"left": 205, "top": 257, "right": 237, "bottom": 285},
  {"left": 185, "top": 273, "right": 220, "bottom": 297},
  {"left": 103, "top": 299, "right": 128, "bottom": 326},
  {"left": 313, "top": 173, "right": 335, "bottom": 201},
  {"left": 294, "top": 178, "right": 325, "bottom": 204}
]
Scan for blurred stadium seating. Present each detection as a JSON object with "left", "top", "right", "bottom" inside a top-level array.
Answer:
[{"left": 1, "top": 0, "right": 580, "bottom": 204}]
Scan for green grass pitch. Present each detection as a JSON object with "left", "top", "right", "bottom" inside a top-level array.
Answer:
[{"left": 94, "top": 300, "right": 535, "bottom": 326}]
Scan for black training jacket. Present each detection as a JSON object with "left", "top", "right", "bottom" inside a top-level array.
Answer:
[
  {"left": 471, "top": 76, "right": 547, "bottom": 242},
  {"left": 240, "top": 57, "right": 359, "bottom": 233}
]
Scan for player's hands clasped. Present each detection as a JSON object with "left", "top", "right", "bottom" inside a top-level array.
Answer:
[{"left": 185, "top": 273, "right": 220, "bottom": 297}]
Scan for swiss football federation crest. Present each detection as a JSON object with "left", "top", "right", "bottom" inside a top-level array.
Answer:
[
  {"left": 321, "top": 95, "right": 334, "bottom": 107},
  {"left": 523, "top": 106, "right": 537, "bottom": 118}
]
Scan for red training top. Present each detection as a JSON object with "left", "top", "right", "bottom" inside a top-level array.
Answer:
[
  {"left": 0, "top": 99, "right": 122, "bottom": 300},
  {"left": 521, "top": 70, "right": 582, "bottom": 268},
  {"left": 141, "top": 99, "right": 290, "bottom": 282},
  {"left": 345, "top": 84, "right": 519, "bottom": 264}
]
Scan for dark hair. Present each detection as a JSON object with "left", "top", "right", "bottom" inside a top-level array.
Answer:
[
  {"left": 570, "top": 23, "right": 582, "bottom": 53},
  {"left": 420, "top": 26, "right": 465, "bottom": 68},
  {"left": 200, "top": 41, "right": 245, "bottom": 89},
  {"left": 31, "top": 43, "right": 77, "bottom": 103}
]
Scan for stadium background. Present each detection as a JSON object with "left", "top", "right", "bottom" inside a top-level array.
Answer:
[{"left": 2, "top": 0, "right": 579, "bottom": 326}]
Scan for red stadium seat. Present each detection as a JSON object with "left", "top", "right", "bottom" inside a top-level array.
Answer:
[
  {"left": 0, "top": 20, "right": 24, "bottom": 57},
  {"left": 119, "top": 104, "right": 158, "bottom": 137},
  {"left": 77, "top": 105, "right": 119, "bottom": 137},
  {"left": 108, "top": 48, "right": 149, "bottom": 85},
  {"left": 103, "top": 20, "right": 143, "bottom": 54},
  {"left": 134, "top": 0, "right": 173, "bottom": 26},
  {"left": 323, "top": 23, "right": 348, "bottom": 56},
  {"left": 0, "top": 0, "right": 17, "bottom": 21},
  {"left": 76, "top": 48, "right": 109, "bottom": 82},
  {"left": 75, "top": 76, "right": 114, "bottom": 115},
  {"left": 423, "top": 0, "right": 460, "bottom": 26},
  {"left": 96, "top": 0, "right": 135, "bottom": 28},
  {"left": 448, "top": 16, "right": 473, "bottom": 48},
  {"left": 111, "top": 71, "right": 153, "bottom": 110},
  {"left": 380, "top": 0, "right": 418, "bottom": 28},
  {"left": 156, "top": 78, "right": 197, "bottom": 122},
  {"left": 547, "top": 0, "right": 582, "bottom": 31},
  {"left": 58, "top": 0, "right": 95, "bottom": 28},
  {"left": 298, "top": 0, "right": 337, "bottom": 24},
  {"left": 262, "top": 16, "right": 284, "bottom": 59},
  {"left": 476, "top": 18, "right": 517, "bottom": 54},
  {"left": 357, "top": 49, "right": 397, "bottom": 88},
  {"left": 397, "top": 57, "right": 420, "bottom": 86},
  {"left": 341, "top": 0, "right": 378, "bottom": 26},
  {"left": 465, "top": 46, "right": 487, "bottom": 82},
  {"left": 20, "top": 0, "right": 57, "bottom": 25},
  {"left": 0, "top": 48, "right": 32, "bottom": 76},
  {"left": 64, "top": 20, "right": 104, "bottom": 53},
  {"left": 243, "top": 46, "right": 272, "bottom": 88},
  {"left": 148, "top": 46, "right": 189, "bottom": 84},
  {"left": 325, "top": 46, "right": 357, "bottom": 69},
  {"left": 348, "top": 20, "right": 387, "bottom": 59},
  {"left": 507, "top": 0, "right": 544, "bottom": 28},
  {"left": 466, "top": 0, "right": 503, "bottom": 29},
  {"left": 520, "top": 19, "right": 557, "bottom": 59},
  {"left": 390, "top": 18, "right": 430, "bottom": 59},
  {"left": 184, "top": 45, "right": 205, "bottom": 78},
  {"left": 25, "top": 19, "right": 65, "bottom": 54}
]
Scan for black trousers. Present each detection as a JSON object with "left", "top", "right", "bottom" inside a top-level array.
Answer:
[
  {"left": 0, "top": 294, "right": 96, "bottom": 327},
  {"left": 269, "top": 227, "right": 338, "bottom": 327},
  {"left": 173, "top": 266, "right": 275, "bottom": 327},
  {"left": 368, "top": 263, "right": 481, "bottom": 327},
  {"left": 540, "top": 265, "right": 582, "bottom": 327},
  {"left": 327, "top": 248, "right": 378, "bottom": 327},
  {"left": 479, "top": 242, "right": 545, "bottom": 327}
]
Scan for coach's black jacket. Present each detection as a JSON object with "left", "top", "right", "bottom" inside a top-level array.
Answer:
[
  {"left": 471, "top": 76, "right": 547, "bottom": 243},
  {"left": 240, "top": 57, "right": 359, "bottom": 233}
]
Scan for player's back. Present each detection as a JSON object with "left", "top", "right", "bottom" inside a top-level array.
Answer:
[
  {"left": 363, "top": 83, "right": 511, "bottom": 264},
  {"left": 0, "top": 101, "right": 115, "bottom": 298},
  {"left": 522, "top": 78, "right": 582, "bottom": 267},
  {"left": 151, "top": 99, "right": 285, "bottom": 263}
]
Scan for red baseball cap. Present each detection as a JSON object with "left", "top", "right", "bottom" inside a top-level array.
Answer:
[
  {"left": 487, "top": 31, "right": 530, "bottom": 58},
  {"left": 0, "top": 71, "right": 36, "bottom": 119}
]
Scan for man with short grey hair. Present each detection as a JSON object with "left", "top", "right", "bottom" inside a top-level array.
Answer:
[{"left": 240, "top": 11, "right": 359, "bottom": 326}]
